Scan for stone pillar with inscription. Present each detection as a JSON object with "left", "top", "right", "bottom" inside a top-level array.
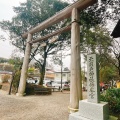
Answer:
[
  {"left": 87, "top": 54, "right": 100, "bottom": 103},
  {"left": 69, "top": 54, "right": 109, "bottom": 120}
]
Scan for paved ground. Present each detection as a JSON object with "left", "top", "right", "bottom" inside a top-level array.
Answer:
[{"left": 0, "top": 90, "right": 87, "bottom": 120}]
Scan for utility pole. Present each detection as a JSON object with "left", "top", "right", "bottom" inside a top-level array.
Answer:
[{"left": 60, "top": 43, "right": 63, "bottom": 92}]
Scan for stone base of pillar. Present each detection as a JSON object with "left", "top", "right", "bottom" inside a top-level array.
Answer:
[
  {"left": 69, "top": 99, "right": 109, "bottom": 120},
  {"left": 69, "top": 113, "right": 117, "bottom": 120},
  {"left": 69, "top": 112, "right": 90, "bottom": 120},
  {"left": 16, "top": 93, "right": 26, "bottom": 97}
]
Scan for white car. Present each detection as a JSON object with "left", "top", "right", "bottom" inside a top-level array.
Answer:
[
  {"left": 43, "top": 80, "right": 53, "bottom": 87},
  {"left": 27, "top": 78, "right": 39, "bottom": 85},
  {"left": 52, "top": 81, "right": 70, "bottom": 90}
]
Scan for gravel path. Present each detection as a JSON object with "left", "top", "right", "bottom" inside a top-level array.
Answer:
[{"left": 0, "top": 90, "right": 87, "bottom": 120}]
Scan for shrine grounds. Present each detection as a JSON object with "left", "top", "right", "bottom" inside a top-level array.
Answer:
[{"left": 0, "top": 90, "right": 87, "bottom": 120}]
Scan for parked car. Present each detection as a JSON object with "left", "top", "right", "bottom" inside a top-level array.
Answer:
[
  {"left": 27, "top": 77, "right": 39, "bottom": 85},
  {"left": 52, "top": 81, "right": 70, "bottom": 90},
  {"left": 43, "top": 80, "right": 53, "bottom": 87},
  {"left": 100, "top": 83, "right": 109, "bottom": 92}
]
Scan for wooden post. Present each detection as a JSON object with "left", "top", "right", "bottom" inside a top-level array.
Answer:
[
  {"left": 16, "top": 33, "right": 32, "bottom": 96},
  {"left": 8, "top": 72, "right": 14, "bottom": 95},
  {"left": 69, "top": 8, "right": 82, "bottom": 113}
]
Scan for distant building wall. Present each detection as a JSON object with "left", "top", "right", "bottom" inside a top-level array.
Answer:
[
  {"left": 54, "top": 71, "right": 70, "bottom": 82},
  {"left": 45, "top": 72, "right": 55, "bottom": 80}
]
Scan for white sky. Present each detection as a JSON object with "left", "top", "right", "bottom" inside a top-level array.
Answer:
[{"left": 0, "top": 0, "right": 26, "bottom": 59}]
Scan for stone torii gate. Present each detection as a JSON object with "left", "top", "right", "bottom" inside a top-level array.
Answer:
[{"left": 16, "top": 0, "right": 97, "bottom": 113}]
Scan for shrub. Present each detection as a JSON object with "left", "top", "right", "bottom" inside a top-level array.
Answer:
[
  {"left": 12, "top": 71, "right": 21, "bottom": 93},
  {"left": 25, "top": 84, "right": 52, "bottom": 95},
  {"left": 2, "top": 74, "right": 11, "bottom": 83},
  {"left": 25, "top": 83, "right": 35, "bottom": 95},
  {"left": 101, "top": 88, "right": 120, "bottom": 114}
]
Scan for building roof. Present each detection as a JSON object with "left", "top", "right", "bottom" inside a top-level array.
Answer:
[
  {"left": 0, "top": 71, "right": 12, "bottom": 75},
  {"left": 55, "top": 71, "right": 70, "bottom": 73},
  {"left": 111, "top": 20, "right": 120, "bottom": 38}
]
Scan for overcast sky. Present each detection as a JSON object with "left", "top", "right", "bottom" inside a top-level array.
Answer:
[{"left": 0, "top": 0, "right": 26, "bottom": 59}]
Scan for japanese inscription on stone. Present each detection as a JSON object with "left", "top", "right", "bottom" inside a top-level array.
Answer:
[
  {"left": 87, "top": 54, "right": 100, "bottom": 103},
  {"left": 88, "top": 56, "right": 95, "bottom": 99}
]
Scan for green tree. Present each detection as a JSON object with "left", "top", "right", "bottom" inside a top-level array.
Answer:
[
  {"left": 69, "top": 0, "right": 120, "bottom": 78},
  {"left": 8, "top": 57, "right": 23, "bottom": 71},
  {"left": 80, "top": 26, "right": 112, "bottom": 54},
  {"left": 0, "top": 0, "right": 69, "bottom": 85},
  {"left": 0, "top": 57, "right": 8, "bottom": 63},
  {"left": 8, "top": 57, "right": 23, "bottom": 93},
  {"left": 69, "top": 0, "right": 120, "bottom": 25},
  {"left": 100, "top": 65, "right": 118, "bottom": 83},
  {"left": 28, "top": 67, "right": 35, "bottom": 75},
  {"left": 105, "top": 39, "right": 120, "bottom": 78}
]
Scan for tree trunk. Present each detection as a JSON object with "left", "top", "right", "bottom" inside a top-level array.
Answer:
[
  {"left": 39, "top": 47, "right": 47, "bottom": 85},
  {"left": 8, "top": 72, "right": 14, "bottom": 95},
  {"left": 118, "top": 55, "right": 120, "bottom": 79},
  {"left": 40, "top": 72, "right": 44, "bottom": 85}
]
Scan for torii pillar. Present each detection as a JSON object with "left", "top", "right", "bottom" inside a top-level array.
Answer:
[
  {"left": 69, "top": 8, "right": 82, "bottom": 113},
  {"left": 16, "top": 33, "right": 32, "bottom": 96}
]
